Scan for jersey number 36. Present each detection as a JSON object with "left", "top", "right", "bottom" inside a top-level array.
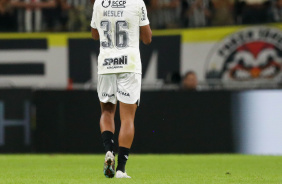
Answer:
[{"left": 100, "top": 20, "right": 129, "bottom": 49}]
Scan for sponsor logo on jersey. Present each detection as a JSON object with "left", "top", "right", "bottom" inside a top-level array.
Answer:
[
  {"left": 118, "top": 90, "right": 130, "bottom": 97},
  {"left": 206, "top": 27, "right": 282, "bottom": 81},
  {"left": 141, "top": 7, "right": 146, "bottom": 21},
  {"left": 111, "top": 0, "right": 126, "bottom": 8},
  {"left": 102, "top": 0, "right": 111, "bottom": 8},
  {"left": 102, "top": 93, "right": 115, "bottom": 97},
  {"left": 103, "top": 55, "right": 128, "bottom": 66}
]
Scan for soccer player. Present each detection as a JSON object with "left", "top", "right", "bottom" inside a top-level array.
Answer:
[{"left": 90, "top": 0, "right": 152, "bottom": 179}]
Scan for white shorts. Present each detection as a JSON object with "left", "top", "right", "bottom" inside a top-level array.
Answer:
[{"left": 97, "top": 73, "right": 142, "bottom": 105}]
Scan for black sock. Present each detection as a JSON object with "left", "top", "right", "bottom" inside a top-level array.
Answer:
[
  {"left": 116, "top": 147, "right": 130, "bottom": 172},
  {"left": 101, "top": 131, "right": 114, "bottom": 153}
]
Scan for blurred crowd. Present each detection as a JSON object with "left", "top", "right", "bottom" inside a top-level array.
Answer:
[
  {"left": 1, "top": 0, "right": 282, "bottom": 32},
  {"left": 0, "top": 0, "right": 94, "bottom": 32},
  {"left": 147, "top": 0, "right": 282, "bottom": 29}
]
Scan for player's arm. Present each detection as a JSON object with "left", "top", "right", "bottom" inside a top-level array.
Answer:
[
  {"left": 140, "top": 25, "right": 152, "bottom": 45},
  {"left": 91, "top": 28, "right": 99, "bottom": 40},
  {"left": 90, "top": 3, "right": 99, "bottom": 40},
  {"left": 139, "top": 1, "right": 152, "bottom": 45}
]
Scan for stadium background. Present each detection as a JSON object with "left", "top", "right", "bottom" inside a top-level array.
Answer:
[{"left": 1, "top": 0, "right": 282, "bottom": 156}]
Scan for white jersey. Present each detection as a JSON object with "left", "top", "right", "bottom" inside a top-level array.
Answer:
[{"left": 91, "top": 0, "right": 150, "bottom": 74}]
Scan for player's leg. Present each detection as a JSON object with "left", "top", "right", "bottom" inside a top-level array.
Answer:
[
  {"left": 97, "top": 74, "right": 118, "bottom": 178},
  {"left": 100, "top": 102, "right": 116, "bottom": 153},
  {"left": 118, "top": 102, "right": 137, "bottom": 148},
  {"left": 115, "top": 73, "right": 141, "bottom": 178},
  {"left": 100, "top": 102, "right": 116, "bottom": 178},
  {"left": 115, "top": 102, "right": 137, "bottom": 178}
]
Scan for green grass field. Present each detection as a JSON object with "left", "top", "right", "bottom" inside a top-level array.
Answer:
[{"left": 0, "top": 154, "right": 281, "bottom": 184}]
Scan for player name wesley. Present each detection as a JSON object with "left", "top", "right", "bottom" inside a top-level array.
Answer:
[{"left": 103, "top": 10, "right": 124, "bottom": 17}]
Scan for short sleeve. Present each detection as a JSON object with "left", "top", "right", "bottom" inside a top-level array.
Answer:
[
  {"left": 90, "top": 4, "right": 97, "bottom": 29},
  {"left": 139, "top": 0, "right": 150, "bottom": 26}
]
